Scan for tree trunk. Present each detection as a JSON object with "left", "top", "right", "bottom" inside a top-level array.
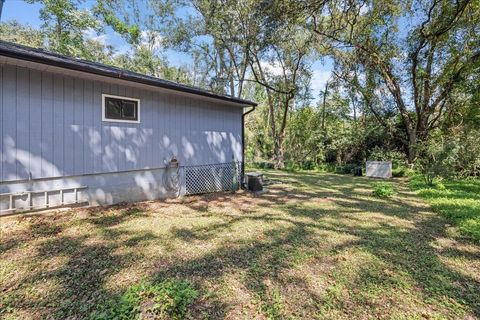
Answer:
[
  {"left": 406, "top": 130, "right": 417, "bottom": 165},
  {"left": 273, "top": 137, "right": 285, "bottom": 169},
  {"left": 264, "top": 85, "right": 282, "bottom": 169},
  {"left": 253, "top": 54, "right": 287, "bottom": 170},
  {"left": 274, "top": 96, "right": 294, "bottom": 169},
  {"left": 352, "top": 94, "right": 357, "bottom": 122},
  {"left": 321, "top": 81, "right": 329, "bottom": 131},
  {"left": 267, "top": 97, "right": 286, "bottom": 169}
]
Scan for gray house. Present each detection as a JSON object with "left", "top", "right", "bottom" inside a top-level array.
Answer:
[{"left": 0, "top": 41, "right": 256, "bottom": 214}]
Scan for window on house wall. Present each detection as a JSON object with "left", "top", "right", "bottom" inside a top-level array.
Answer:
[{"left": 102, "top": 94, "right": 140, "bottom": 123}]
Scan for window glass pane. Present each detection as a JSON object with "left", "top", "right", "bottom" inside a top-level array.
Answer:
[
  {"left": 104, "top": 96, "right": 138, "bottom": 121},
  {"left": 122, "top": 101, "right": 137, "bottom": 119},
  {"left": 105, "top": 98, "right": 123, "bottom": 119}
]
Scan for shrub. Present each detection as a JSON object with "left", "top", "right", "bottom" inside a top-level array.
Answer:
[
  {"left": 282, "top": 161, "right": 317, "bottom": 172},
  {"left": 392, "top": 167, "right": 405, "bottom": 177},
  {"left": 415, "top": 140, "right": 458, "bottom": 185},
  {"left": 372, "top": 182, "right": 395, "bottom": 198},
  {"left": 314, "top": 163, "right": 336, "bottom": 172},
  {"left": 93, "top": 279, "right": 198, "bottom": 320},
  {"left": 261, "top": 162, "right": 275, "bottom": 169},
  {"left": 334, "top": 163, "right": 357, "bottom": 175},
  {"left": 413, "top": 130, "right": 480, "bottom": 184},
  {"left": 284, "top": 161, "right": 300, "bottom": 172},
  {"left": 392, "top": 166, "right": 415, "bottom": 177},
  {"left": 254, "top": 162, "right": 274, "bottom": 169},
  {"left": 434, "top": 181, "right": 447, "bottom": 190},
  {"left": 300, "top": 161, "right": 315, "bottom": 170}
]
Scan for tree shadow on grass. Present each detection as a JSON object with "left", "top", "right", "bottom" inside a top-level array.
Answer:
[
  {"left": 151, "top": 223, "right": 315, "bottom": 318},
  {"left": 0, "top": 205, "right": 160, "bottom": 319},
  {"left": 1, "top": 171, "right": 479, "bottom": 319},
  {"left": 166, "top": 219, "right": 476, "bottom": 317},
  {"left": 158, "top": 173, "right": 480, "bottom": 318}
]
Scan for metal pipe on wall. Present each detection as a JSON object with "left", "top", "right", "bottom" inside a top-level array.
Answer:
[{"left": 241, "top": 105, "right": 256, "bottom": 187}]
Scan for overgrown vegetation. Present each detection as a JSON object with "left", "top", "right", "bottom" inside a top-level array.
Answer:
[
  {"left": 2, "top": 0, "right": 479, "bottom": 173},
  {"left": 372, "top": 182, "right": 395, "bottom": 198},
  {"left": 1, "top": 3, "right": 479, "bottom": 316},
  {"left": 1, "top": 171, "right": 479, "bottom": 319},
  {"left": 93, "top": 280, "right": 198, "bottom": 319},
  {"left": 411, "top": 176, "right": 480, "bottom": 241}
]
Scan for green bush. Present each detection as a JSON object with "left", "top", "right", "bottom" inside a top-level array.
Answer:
[
  {"left": 314, "top": 163, "right": 336, "bottom": 172},
  {"left": 93, "top": 279, "right": 198, "bottom": 320},
  {"left": 283, "top": 161, "right": 316, "bottom": 172},
  {"left": 300, "top": 161, "right": 315, "bottom": 170},
  {"left": 372, "top": 182, "right": 395, "bottom": 198},
  {"left": 334, "top": 164, "right": 357, "bottom": 175},
  {"left": 415, "top": 140, "right": 458, "bottom": 185},
  {"left": 284, "top": 161, "right": 300, "bottom": 172},
  {"left": 392, "top": 166, "right": 415, "bottom": 177},
  {"left": 253, "top": 162, "right": 274, "bottom": 169},
  {"left": 312, "top": 163, "right": 358, "bottom": 174},
  {"left": 392, "top": 167, "right": 405, "bottom": 177}
]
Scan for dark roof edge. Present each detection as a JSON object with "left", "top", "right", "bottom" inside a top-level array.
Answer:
[{"left": 0, "top": 40, "right": 257, "bottom": 107}]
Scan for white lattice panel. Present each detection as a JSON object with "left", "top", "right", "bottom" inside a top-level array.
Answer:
[{"left": 185, "top": 162, "right": 241, "bottom": 195}]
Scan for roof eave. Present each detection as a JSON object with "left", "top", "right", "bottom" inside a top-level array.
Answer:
[{"left": 0, "top": 41, "right": 257, "bottom": 107}]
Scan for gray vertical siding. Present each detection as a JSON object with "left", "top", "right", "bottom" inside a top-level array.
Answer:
[
  {"left": 3, "top": 65, "right": 16, "bottom": 181},
  {"left": 1, "top": 63, "right": 243, "bottom": 182}
]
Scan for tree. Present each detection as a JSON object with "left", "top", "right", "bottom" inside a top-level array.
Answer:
[
  {"left": 137, "top": 0, "right": 314, "bottom": 168},
  {"left": 248, "top": 15, "right": 314, "bottom": 167},
  {"left": 27, "top": 0, "right": 101, "bottom": 56},
  {"left": 0, "top": 21, "right": 44, "bottom": 47},
  {"left": 148, "top": 0, "right": 257, "bottom": 97},
  {"left": 280, "top": 0, "right": 480, "bottom": 163},
  {"left": 94, "top": 0, "right": 140, "bottom": 44},
  {"left": 25, "top": 0, "right": 140, "bottom": 60},
  {"left": 112, "top": 44, "right": 194, "bottom": 84}
]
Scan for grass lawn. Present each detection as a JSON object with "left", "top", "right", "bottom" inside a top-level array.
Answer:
[
  {"left": 410, "top": 176, "right": 480, "bottom": 242},
  {"left": 1, "top": 171, "right": 479, "bottom": 319}
]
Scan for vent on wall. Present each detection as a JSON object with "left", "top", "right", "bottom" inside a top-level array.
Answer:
[{"left": 185, "top": 162, "right": 242, "bottom": 195}]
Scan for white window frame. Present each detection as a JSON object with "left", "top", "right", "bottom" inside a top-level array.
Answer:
[{"left": 102, "top": 93, "right": 141, "bottom": 124}]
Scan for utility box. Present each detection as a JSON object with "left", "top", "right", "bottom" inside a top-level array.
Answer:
[
  {"left": 246, "top": 172, "right": 264, "bottom": 192},
  {"left": 366, "top": 161, "right": 392, "bottom": 179}
]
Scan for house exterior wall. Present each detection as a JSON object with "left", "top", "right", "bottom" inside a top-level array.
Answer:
[
  {"left": 1, "top": 167, "right": 182, "bottom": 211},
  {"left": 0, "top": 62, "right": 244, "bottom": 209}
]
